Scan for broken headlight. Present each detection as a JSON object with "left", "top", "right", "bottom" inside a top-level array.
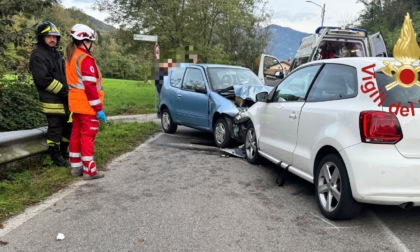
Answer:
[{"left": 234, "top": 108, "right": 249, "bottom": 124}]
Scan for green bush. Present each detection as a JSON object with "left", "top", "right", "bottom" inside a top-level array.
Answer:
[{"left": 0, "top": 74, "right": 46, "bottom": 132}]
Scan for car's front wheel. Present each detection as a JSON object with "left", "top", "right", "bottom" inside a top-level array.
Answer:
[
  {"left": 315, "top": 153, "right": 363, "bottom": 220},
  {"left": 161, "top": 108, "right": 177, "bottom": 133},
  {"left": 214, "top": 117, "right": 234, "bottom": 148},
  {"left": 245, "top": 123, "right": 260, "bottom": 164}
]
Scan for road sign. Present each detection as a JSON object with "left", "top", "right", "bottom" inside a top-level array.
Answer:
[
  {"left": 133, "top": 34, "right": 157, "bottom": 42},
  {"left": 154, "top": 44, "right": 160, "bottom": 59}
]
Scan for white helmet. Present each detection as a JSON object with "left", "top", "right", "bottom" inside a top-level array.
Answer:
[{"left": 70, "top": 24, "right": 96, "bottom": 41}]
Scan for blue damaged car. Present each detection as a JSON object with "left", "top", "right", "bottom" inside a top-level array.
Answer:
[{"left": 158, "top": 64, "right": 273, "bottom": 148}]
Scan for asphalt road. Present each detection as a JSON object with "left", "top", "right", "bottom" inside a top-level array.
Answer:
[{"left": 0, "top": 125, "right": 419, "bottom": 252}]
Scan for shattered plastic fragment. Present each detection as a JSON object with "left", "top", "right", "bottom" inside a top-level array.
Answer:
[
  {"left": 56, "top": 233, "right": 65, "bottom": 241},
  {"left": 220, "top": 146, "right": 245, "bottom": 158}
]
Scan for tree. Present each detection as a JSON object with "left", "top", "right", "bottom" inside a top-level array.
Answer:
[
  {"left": 95, "top": 0, "right": 271, "bottom": 68},
  {"left": 0, "top": 0, "right": 58, "bottom": 77},
  {"left": 357, "top": 0, "right": 420, "bottom": 56}
]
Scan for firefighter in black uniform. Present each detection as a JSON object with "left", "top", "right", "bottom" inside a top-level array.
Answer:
[{"left": 29, "top": 21, "right": 71, "bottom": 167}]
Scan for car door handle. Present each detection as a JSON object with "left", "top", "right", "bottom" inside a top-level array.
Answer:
[
  {"left": 177, "top": 94, "right": 182, "bottom": 98},
  {"left": 289, "top": 113, "right": 297, "bottom": 119}
]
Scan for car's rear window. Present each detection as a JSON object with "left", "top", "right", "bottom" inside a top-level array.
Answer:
[
  {"left": 170, "top": 68, "right": 184, "bottom": 88},
  {"left": 317, "top": 40, "right": 366, "bottom": 59},
  {"left": 376, "top": 72, "right": 420, "bottom": 108},
  {"left": 307, "top": 64, "right": 357, "bottom": 102}
]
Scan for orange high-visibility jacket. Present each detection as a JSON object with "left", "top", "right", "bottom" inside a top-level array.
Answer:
[{"left": 66, "top": 48, "right": 104, "bottom": 115}]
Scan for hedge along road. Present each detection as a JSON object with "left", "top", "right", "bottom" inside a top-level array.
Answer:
[{"left": 0, "top": 125, "right": 419, "bottom": 251}]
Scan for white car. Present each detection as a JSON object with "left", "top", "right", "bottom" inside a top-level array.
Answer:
[{"left": 244, "top": 57, "right": 420, "bottom": 220}]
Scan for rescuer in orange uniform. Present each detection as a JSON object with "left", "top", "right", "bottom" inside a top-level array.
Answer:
[{"left": 65, "top": 24, "right": 106, "bottom": 180}]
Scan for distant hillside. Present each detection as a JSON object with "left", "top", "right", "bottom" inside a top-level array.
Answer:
[
  {"left": 87, "top": 16, "right": 116, "bottom": 34},
  {"left": 264, "top": 24, "right": 309, "bottom": 61},
  {"left": 82, "top": 14, "right": 305, "bottom": 61},
  {"left": 65, "top": 7, "right": 116, "bottom": 34}
]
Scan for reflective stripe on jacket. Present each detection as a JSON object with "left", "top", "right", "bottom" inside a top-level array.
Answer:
[
  {"left": 39, "top": 102, "right": 66, "bottom": 114},
  {"left": 66, "top": 48, "right": 104, "bottom": 115}
]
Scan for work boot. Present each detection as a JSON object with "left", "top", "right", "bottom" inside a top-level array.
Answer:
[
  {"left": 71, "top": 166, "right": 83, "bottom": 177},
  {"left": 83, "top": 171, "right": 105, "bottom": 181},
  {"left": 49, "top": 145, "right": 70, "bottom": 168},
  {"left": 60, "top": 142, "right": 70, "bottom": 159}
]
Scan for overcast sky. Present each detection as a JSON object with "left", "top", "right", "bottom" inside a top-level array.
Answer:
[
  {"left": 268, "top": 0, "right": 365, "bottom": 33},
  {"left": 61, "top": 0, "right": 365, "bottom": 34}
]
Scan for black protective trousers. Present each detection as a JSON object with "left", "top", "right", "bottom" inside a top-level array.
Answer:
[{"left": 46, "top": 115, "right": 72, "bottom": 144}]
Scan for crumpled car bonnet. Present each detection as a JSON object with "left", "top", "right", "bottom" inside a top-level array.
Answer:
[{"left": 233, "top": 85, "right": 274, "bottom": 102}]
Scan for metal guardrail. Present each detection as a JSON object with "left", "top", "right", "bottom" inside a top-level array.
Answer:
[
  {"left": 0, "top": 115, "right": 160, "bottom": 166},
  {"left": 0, "top": 127, "right": 48, "bottom": 166}
]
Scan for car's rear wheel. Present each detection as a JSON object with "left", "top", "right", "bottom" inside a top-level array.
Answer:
[
  {"left": 245, "top": 123, "right": 260, "bottom": 164},
  {"left": 214, "top": 117, "right": 234, "bottom": 148},
  {"left": 161, "top": 108, "right": 177, "bottom": 133},
  {"left": 315, "top": 153, "right": 363, "bottom": 220}
]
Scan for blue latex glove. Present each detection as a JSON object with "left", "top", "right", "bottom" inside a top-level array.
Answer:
[{"left": 97, "top": 110, "right": 107, "bottom": 124}]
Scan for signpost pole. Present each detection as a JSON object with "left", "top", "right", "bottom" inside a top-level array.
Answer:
[
  {"left": 133, "top": 34, "right": 159, "bottom": 116},
  {"left": 154, "top": 36, "right": 159, "bottom": 114}
]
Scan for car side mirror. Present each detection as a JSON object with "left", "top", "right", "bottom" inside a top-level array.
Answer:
[
  {"left": 195, "top": 85, "right": 207, "bottom": 94},
  {"left": 274, "top": 71, "right": 284, "bottom": 79},
  {"left": 256, "top": 92, "right": 268, "bottom": 102}
]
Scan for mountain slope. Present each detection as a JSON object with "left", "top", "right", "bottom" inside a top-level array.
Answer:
[
  {"left": 79, "top": 12, "right": 305, "bottom": 61},
  {"left": 65, "top": 7, "right": 116, "bottom": 34},
  {"left": 265, "top": 24, "right": 310, "bottom": 61},
  {"left": 87, "top": 16, "right": 116, "bottom": 33}
]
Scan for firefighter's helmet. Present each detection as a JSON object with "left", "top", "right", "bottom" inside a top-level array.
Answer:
[{"left": 36, "top": 21, "right": 61, "bottom": 43}]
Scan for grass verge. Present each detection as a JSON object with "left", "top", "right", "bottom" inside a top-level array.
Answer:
[
  {"left": 0, "top": 121, "right": 161, "bottom": 223},
  {"left": 104, "top": 78, "right": 157, "bottom": 115}
]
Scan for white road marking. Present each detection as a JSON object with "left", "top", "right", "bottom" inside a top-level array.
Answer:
[
  {"left": 311, "top": 211, "right": 410, "bottom": 251},
  {"left": 0, "top": 181, "right": 86, "bottom": 238},
  {"left": 0, "top": 133, "right": 161, "bottom": 239},
  {"left": 369, "top": 211, "right": 411, "bottom": 252}
]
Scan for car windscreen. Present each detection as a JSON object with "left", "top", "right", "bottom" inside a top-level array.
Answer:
[
  {"left": 376, "top": 72, "right": 420, "bottom": 108},
  {"left": 208, "top": 68, "right": 263, "bottom": 90}
]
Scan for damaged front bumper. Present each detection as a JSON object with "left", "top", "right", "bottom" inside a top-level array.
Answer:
[{"left": 232, "top": 107, "right": 251, "bottom": 145}]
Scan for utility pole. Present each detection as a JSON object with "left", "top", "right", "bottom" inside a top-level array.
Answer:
[{"left": 306, "top": 1, "right": 325, "bottom": 27}]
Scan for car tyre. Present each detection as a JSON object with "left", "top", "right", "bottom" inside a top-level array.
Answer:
[
  {"left": 161, "top": 108, "right": 177, "bottom": 134},
  {"left": 245, "top": 123, "right": 260, "bottom": 164},
  {"left": 214, "top": 117, "right": 234, "bottom": 148},
  {"left": 315, "top": 153, "right": 363, "bottom": 220}
]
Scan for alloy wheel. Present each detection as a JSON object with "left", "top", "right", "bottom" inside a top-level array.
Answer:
[
  {"left": 317, "top": 161, "right": 342, "bottom": 213},
  {"left": 245, "top": 127, "right": 257, "bottom": 159}
]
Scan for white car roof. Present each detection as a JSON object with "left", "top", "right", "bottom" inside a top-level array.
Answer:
[{"left": 301, "top": 57, "right": 400, "bottom": 70}]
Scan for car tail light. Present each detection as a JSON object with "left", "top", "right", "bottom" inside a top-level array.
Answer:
[{"left": 359, "top": 111, "right": 403, "bottom": 144}]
